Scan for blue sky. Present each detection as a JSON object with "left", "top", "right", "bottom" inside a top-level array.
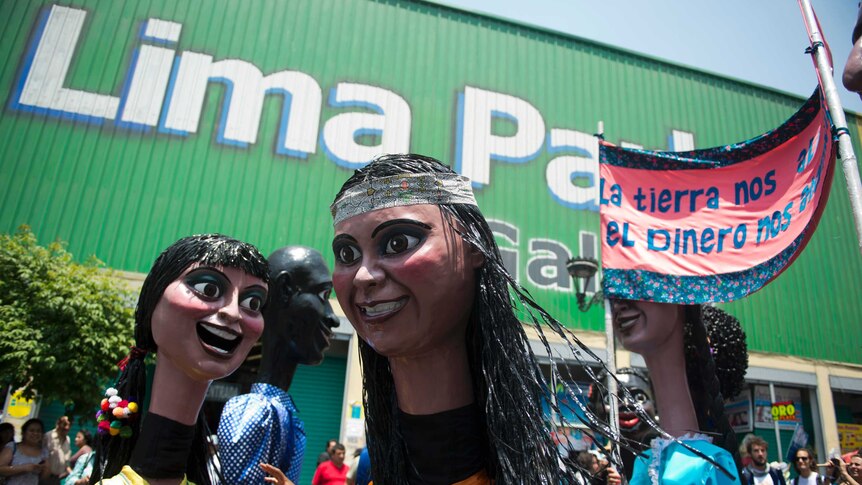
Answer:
[{"left": 433, "top": 0, "right": 862, "bottom": 113}]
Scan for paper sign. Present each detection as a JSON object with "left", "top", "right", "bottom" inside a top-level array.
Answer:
[
  {"left": 771, "top": 401, "right": 797, "bottom": 422},
  {"left": 838, "top": 423, "right": 862, "bottom": 453},
  {"left": 754, "top": 385, "right": 803, "bottom": 430}
]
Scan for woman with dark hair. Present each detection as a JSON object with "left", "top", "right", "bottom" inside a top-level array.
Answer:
[
  {"left": 90, "top": 234, "right": 269, "bottom": 485},
  {"left": 610, "top": 302, "right": 742, "bottom": 484},
  {"left": 329, "top": 153, "right": 638, "bottom": 484},
  {"left": 64, "top": 430, "right": 95, "bottom": 485},
  {"left": 70, "top": 431, "right": 93, "bottom": 469},
  {"left": 0, "top": 418, "right": 49, "bottom": 485}
]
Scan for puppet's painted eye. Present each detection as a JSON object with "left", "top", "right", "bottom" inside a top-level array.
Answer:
[
  {"left": 335, "top": 245, "right": 361, "bottom": 265},
  {"left": 186, "top": 272, "right": 225, "bottom": 299},
  {"left": 240, "top": 293, "right": 264, "bottom": 312},
  {"left": 384, "top": 234, "right": 419, "bottom": 254}
]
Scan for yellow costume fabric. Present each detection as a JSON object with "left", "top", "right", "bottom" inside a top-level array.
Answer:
[
  {"left": 453, "top": 469, "right": 491, "bottom": 484},
  {"left": 97, "top": 466, "right": 194, "bottom": 485}
]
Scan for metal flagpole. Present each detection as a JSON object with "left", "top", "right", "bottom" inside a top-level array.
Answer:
[
  {"left": 604, "top": 298, "right": 622, "bottom": 467},
  {"left": 798, "top": 0, "right": 862, "bottom": 255},
  {"left": 596, "top": 119, "right": 621, "bottom": 467}
]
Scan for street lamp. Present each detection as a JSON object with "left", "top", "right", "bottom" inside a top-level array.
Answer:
[
  {"left": 565, "top": 255, "right": 620, "bottom": 468},
  {"left": 565, "top": 256, "right": 603, "bottom": 312}
]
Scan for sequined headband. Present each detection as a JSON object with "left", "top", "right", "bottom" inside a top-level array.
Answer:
[{"left": 330, "top": 173, "right": 478, "bottom": 225}]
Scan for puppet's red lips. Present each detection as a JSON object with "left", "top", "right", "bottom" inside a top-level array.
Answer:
[
  {"left": 619, "top": 412, "right": 640, "bottom": 428},
  {"left": 358, "top": 297, "right": 407, "bottom": 320}
]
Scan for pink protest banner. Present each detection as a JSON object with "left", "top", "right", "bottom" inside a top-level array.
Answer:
[{"left": 600, "top": 89, "right": 835, "bottom": 304}]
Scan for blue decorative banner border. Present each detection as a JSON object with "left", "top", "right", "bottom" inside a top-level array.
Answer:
[
  {"left": 601, "top": 89, "right": 822, "bottom": 170},
  {"left": 603, "top": 232, "right": 805, "bottom": 304}
]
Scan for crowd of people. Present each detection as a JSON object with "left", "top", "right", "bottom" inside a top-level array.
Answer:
[
  {"left": 2, "top": 412, "right": 858, "bottom": 485},
  {"left": 0, "top": 416, "right": 94, "bottom": 485},
  {"left": 734, "top": 434, "right": 862, "bottom": 485}
]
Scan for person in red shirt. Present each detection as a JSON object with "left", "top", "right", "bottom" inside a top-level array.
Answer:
[{"left": 312, "top": 443, "right": 349, "bottom": 485}]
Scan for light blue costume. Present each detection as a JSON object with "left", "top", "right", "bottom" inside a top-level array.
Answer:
[
  {"left": 62, "top": 451, "right": 94, "bottom": 485},
  {"left": 217, "top": 383, "right": 306, "bottom": 484},
  {"left": 631, "top": 435, "right": 741, "bottom": 485}
]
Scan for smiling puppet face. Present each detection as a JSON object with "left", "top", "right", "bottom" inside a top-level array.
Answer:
[
  {"left": 615, "top": 370, "right": 657, "bottom": 437},
  {"left": 611, "top": 299, "right": 683, "bottom": 356},
  {"left": 332, "top": 204, "right": 483, "bottom": 358},
  {"left": 151, "top": 264, "right": 267, "bottom": 381}
]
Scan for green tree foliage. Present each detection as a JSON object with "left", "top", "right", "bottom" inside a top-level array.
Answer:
[{"left": 0, "top": 225, "right": 135, "bottom": 415}]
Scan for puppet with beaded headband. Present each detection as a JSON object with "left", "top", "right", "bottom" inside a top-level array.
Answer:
[
  {"left": 330, "top": 153, "right": 675, "bottom": 484},
  {"left": 90, "top": 234, "right": 269, "bottom": 485}
]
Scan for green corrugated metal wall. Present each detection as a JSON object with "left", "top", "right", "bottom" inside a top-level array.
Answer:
[
  {"left": 290, "top": 355, "right": 347, "bottom": 485},
  {"left": 0, "top": 0, "right": 859, "bottom": 363}
]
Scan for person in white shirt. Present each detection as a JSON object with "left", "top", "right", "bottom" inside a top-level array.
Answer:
[
  {"left": 791, "top": 448, "right": 822, "bottom": 485},
  {"left": 41, "top": 416, "right": 71, "bottom": 485}
]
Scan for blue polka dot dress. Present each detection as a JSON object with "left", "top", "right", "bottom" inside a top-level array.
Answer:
[{"left": 217, "top": 383, "right": 306, "bottom": 484}]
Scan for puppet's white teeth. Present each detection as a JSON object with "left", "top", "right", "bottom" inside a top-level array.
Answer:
[
  {"left": 361, "top": 300, "right": 405, "bottom": 317},
  {"left": 617, "top": 316, "right": 639, "bottom": 331},
  {"left": 199, "top": 323, "right": 239, "bottom": 341},
  {"left": 207, "top": 345, "right": 230, "bottom": 354}
]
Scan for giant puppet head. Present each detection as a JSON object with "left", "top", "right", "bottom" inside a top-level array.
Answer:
[
  {"left": 262, "top": 246, "right": 340, "bottom": 366},
  {"left": 141, "top": 234, "right": 270, "bottom": 382},
  {"left": 94, "top": 234, "right": 269, "bottom": 484},
  {"left": 591, "top": 368, "right": 658, "bottom": 441},
  {"left": 327, "top": 154, "right": 660, "bottom": 484}
]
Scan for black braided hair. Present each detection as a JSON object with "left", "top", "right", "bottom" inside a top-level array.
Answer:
[
  {"left": 699, "top": 306, "right": 748, "bottom": 400},
  {"left": 91, "top": 234, "right": 268, "bottom": 485},
  {"left": 334, "top": 154, "right": 664, "bottom": 484},
  {"left": 683, "top": 305, "right": 744, "bottom": 475}
]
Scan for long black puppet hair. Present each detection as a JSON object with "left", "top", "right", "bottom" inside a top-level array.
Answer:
[
  {"left": 684, "top": 305, "right": 748, "bottom": 474},
  {"left": 91, "top": 234, "right": 268, "bottom": 485},
  {"left": 333, "top": 154, "right": 669, "bottom": 484}
]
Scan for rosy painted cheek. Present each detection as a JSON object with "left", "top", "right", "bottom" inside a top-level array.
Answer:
[
  {"left": 393, "top": 251, "right": 448, "bottom": 279},
  {"left": 332, "top": 271, "right": 352, "bottom": 293},
  {"left": 243, "top": 316, "right": 265, "bottom": 338},
  {"left": 331, "top": 271, "right": 355, "bottom": 307}
]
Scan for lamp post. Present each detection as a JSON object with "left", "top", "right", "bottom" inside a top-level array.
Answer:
[
  {"left": 565, "top": 257, "right": 602, "bottom": 311},
  {"left": 566, "top": 256, "right": 621, "bottom": 467}
]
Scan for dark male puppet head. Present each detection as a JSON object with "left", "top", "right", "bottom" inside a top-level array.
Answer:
[{"left": 261, "top": 246, "right": 340, "bottom": 370}]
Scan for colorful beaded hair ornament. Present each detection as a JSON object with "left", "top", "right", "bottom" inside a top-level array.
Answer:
[
  {"left": 96, "top": 387, "right": 139, "bottom": 438},
  {"left": 330, "top": 172, "right": 477, "bottom": 225}
]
